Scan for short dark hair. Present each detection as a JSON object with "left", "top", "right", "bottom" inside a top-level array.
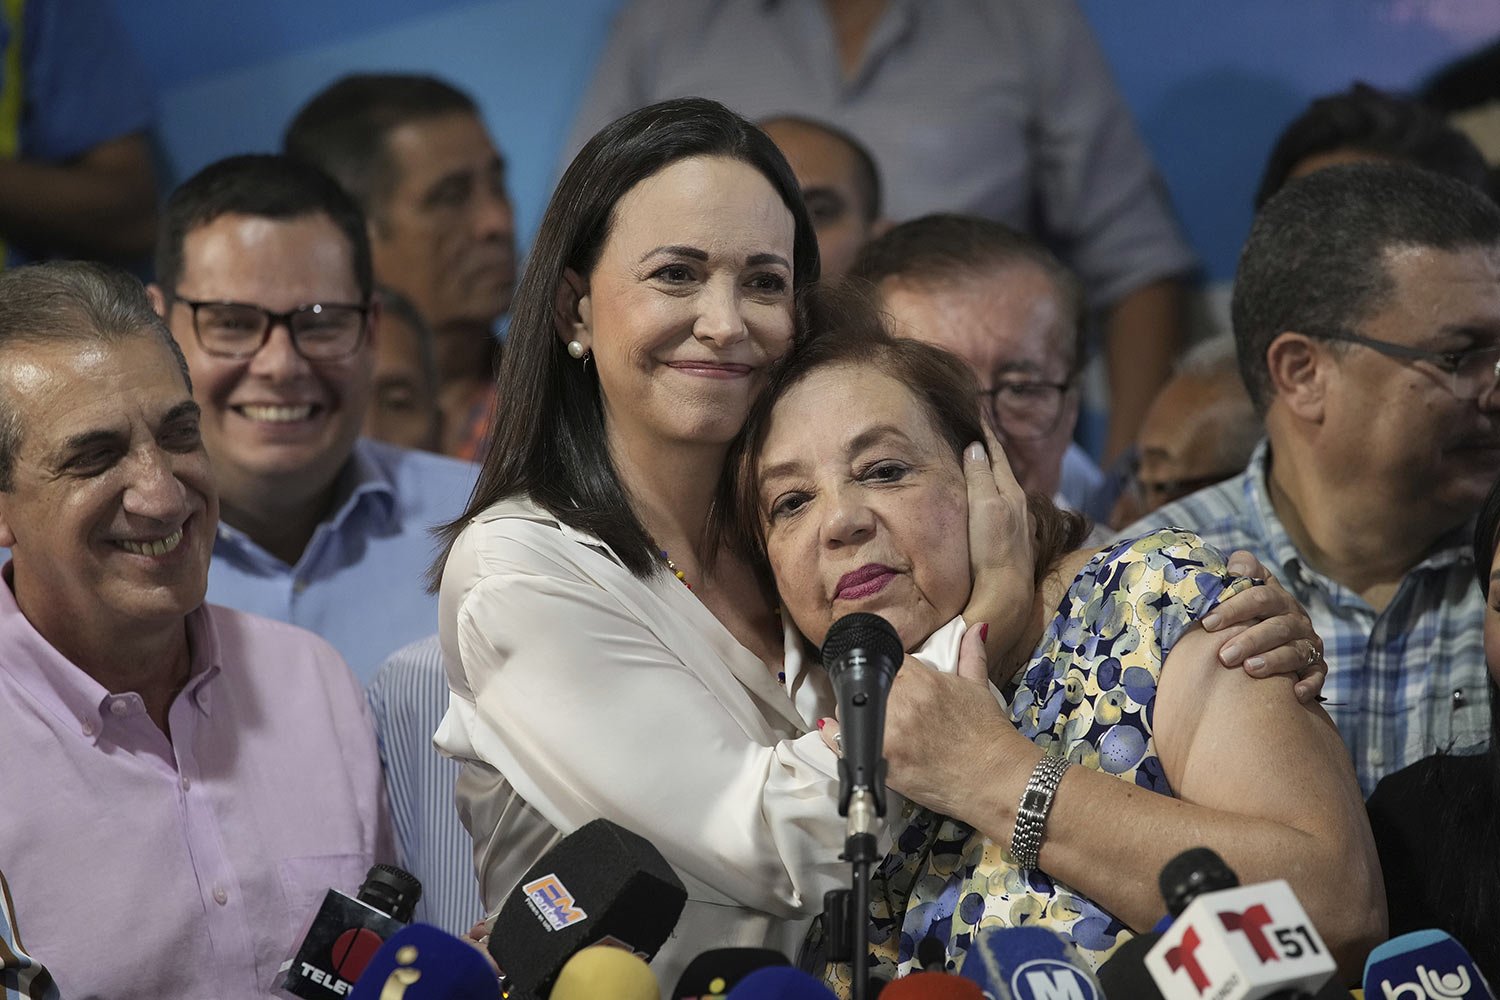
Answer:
[
  {"left": 0, "top": 261, "right": 191, "bottom": 491},
  {"left": 1233, "top": 161, "right": 1500, "bottom": 412},
  {"left": 431, "top": 97, "right": 820, "bottom": 586},
  {"left": 284, "top": 73, "right": 479, "bottom": 225},
  {"left": 721, "top": 282, "right": 1088, "bottom": 587},
  {"left": 850, "top": 213, "right": 1086, "bottom": 372},
  {"left": 1255, "top": 82, "right": 1489, "bottom": 209},
  {"left": 759, "top": 115, "right": 882, "bottom": 223},
  {"left": 157, "top": 154, "right": 374, "bottom": 302}
]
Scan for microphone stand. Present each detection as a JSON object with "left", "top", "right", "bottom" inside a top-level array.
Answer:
[{"left": 823, "top": 761, "right": 886, "bottom": 1000}]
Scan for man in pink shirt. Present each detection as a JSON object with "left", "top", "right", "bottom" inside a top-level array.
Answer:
[{"left": 0, "top": 261, "right": 390, "bottom": 997}]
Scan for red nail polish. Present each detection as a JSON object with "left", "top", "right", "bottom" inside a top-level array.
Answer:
[
  {"left": 980, "top": 623, "right": 990, "bottom": 643},
  {"left": 817, "top": 718, "right": 827, "bottom": 730}
]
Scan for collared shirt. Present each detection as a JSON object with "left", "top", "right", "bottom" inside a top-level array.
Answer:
[
  {"left": 566, "top": 0, "right": 1196, "bottom": 308},
  {"left": 207, "top": 437, "right": 478, "bottom": 684},
  {"left": 0, "top": 573, "right": 390, "bottom": 998},
  {"left": 367, "top": 635, "right": 485, "bottom": 935},
  {"left": 0, "top": 870, "right": 57, "bottom": 1000},
  {"left": 1120, "top": 441, "right": 1490, "bottom": 795}
]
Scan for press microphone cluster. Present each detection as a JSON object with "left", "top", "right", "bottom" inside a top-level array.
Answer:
[{"left": 281, "top": 863, "right": 423, "bottom": 999}]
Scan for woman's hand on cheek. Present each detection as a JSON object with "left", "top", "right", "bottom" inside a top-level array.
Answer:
[
  {"left": 961, "top": 423, "right": 1036, "bottom": 678},
  {"left": 820, "top": 623, "right": 1031, "bottom": 822},
  {"left": 1203, "top": 550, "right": 1327, "bottom": 703}
]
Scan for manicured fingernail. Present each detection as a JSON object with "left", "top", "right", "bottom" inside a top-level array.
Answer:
[
  {"left": 965, "top": 442, "right": 985, "bottom": 462},
  {"left": 980, "top": 623, "right": 990, "bottom": 643},
  {"left": 817, "top": 718, "right": 827, "bottom": 730},
  {"left": 1220, "top": 642, "right": 1241, "bottom": 663},
  {"left": 1245, "top": 656, "right": 1266, "bottom": 672},
  {"left": 1202, "top": 613, "right": 1222, "bottom": 630}
]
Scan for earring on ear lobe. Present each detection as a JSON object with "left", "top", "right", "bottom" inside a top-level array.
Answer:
[{"left": 567, "top": 340, "right": 586, "bottom": 360}]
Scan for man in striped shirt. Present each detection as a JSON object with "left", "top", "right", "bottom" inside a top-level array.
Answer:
[{"left": 1123, "top": 162, "right": 1500, "bottom": 795}]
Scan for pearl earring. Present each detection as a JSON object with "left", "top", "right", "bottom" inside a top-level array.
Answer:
[{"left": 567, "top": 340, "right": 586, "bottom": 360}]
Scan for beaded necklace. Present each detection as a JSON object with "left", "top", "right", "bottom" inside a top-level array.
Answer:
[{"left": 658, "top": 546, "right": 787, "bottom": 685}]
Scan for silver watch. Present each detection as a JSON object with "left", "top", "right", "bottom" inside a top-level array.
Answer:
[{"left": 1010, "top": 753, "right": 1071, "bottom": 870}]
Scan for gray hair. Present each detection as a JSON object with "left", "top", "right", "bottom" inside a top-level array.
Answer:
[{"left": 0, "top": 261, "right": 191, "bottom": 491}]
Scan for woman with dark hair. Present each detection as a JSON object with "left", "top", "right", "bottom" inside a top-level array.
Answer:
[
  {"left": 730, "top": 294, "right": 1384, "bottom": 987},
  {"left": 433, "top": 98, "right": 1327, "bottom": 984},
  {"left": 1367, "top": 474, "right": 1500, "bottom": 981}
]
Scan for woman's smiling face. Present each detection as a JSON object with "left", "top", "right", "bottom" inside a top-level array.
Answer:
[
  {"left": 756, "top": 362, "right": 973, "bottom": 650},
  {"left": 565, "top": 155, "right": 797, "bottom": 451}
]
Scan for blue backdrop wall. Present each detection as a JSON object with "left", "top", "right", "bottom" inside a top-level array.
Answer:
[{"left": 116, "top": 0, "right": 1500, "bottom": 282}]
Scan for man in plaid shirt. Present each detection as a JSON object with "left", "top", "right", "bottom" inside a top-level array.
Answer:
[{"left": 1124, "top": 162, "right": 1500, "bottom": 795}]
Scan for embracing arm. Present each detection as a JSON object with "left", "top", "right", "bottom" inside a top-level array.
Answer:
[
  {"left": 441, "top": 536, "right": 848, "bottom": 919},
  {"left": 963, "top": 430, "right": 1327, "bottom": 700},
  {"left": 881, "top": 626, "right": 1383, "bottom": 978}
]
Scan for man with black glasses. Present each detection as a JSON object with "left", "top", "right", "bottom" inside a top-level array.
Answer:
[
  {"left": 150, "top": 155, "right": 476, "bottom": 683},
  {"left": 1124, "top": 162, "right": 1500, "bottom": 795},
  {"left": 850, "top": 213, "right": 1104, "bottom": 512}
]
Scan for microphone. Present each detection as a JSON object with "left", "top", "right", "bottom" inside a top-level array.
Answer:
[
  {"left": 724, "top": 967, "right": 838, "bottom": 998},
  {"left": 1144, "top": 848, "right": 1337, "bottom": 1000},
  {"left": 347, "top": 923, "right": 499, "bottom": 1000},
  {"left": 1363, "top": 930, "right": 1495, "bottom": 1000},
  {"left": 672, "top": 948, "right": 791, "bottom": 998},
  {"left": 282, "top": 864, "right": 423, "bottom": 999},
  {"left": 820, "top": 612, "right": 903, "bottom": 836},
  {"left": 958, "top": 925, "right": 1104, "bottom": 1000},
  {"left": 1098, "top": 933, "right": 1167, "bottom": 1000},
  {"left": 549, "top": 946, "right": 659, "bottom": 1000},
  {"left": 879, "top": 971, "right": 984, "bottom": 998},
  {"left": 489, "top": 818, "right": 687, "bottom": 999}
]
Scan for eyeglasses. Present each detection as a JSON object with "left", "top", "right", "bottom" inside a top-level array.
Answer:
[
  {"left": 977, "top": 378, "right": 1075, "bottom": 440},
  {"left": 1307, "top": 327, "right": 1500, "bottom": 401},
  {"left": 168, "top": 295, "right": 370, "bottom": 361}
]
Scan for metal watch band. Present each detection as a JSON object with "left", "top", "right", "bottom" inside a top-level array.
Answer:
[{"left": 1010, "top": 753, "right": 1071, "bottom": 871}]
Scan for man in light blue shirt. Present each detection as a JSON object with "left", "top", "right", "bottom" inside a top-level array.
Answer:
[
  {"left": 1123, "top": 163, "right": 1500, "bottom": 795},
  {"left": 150, "top": 154, "right": 476, "bottom": 683}
]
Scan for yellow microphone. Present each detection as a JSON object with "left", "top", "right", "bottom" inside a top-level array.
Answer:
[{"left": 547, "top": 946, "right": 658, "bottom": 1000}]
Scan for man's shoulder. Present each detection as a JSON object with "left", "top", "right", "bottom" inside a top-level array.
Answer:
[
  {"left": 201, "top": 603, "right": 359, "bottom": 687},
  {"left": 358, "top": 438, "right": 477, "bottom": 496},
  {"left": 1115, "top": 474, "right": 1262, "bottom": 554},
  {"left": 368, "top": 635, "right": 446, "bottom": 698}
]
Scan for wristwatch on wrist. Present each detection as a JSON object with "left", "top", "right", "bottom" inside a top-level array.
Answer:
[{"left": 1010, "top": 753, "right": 1072, "bottom": 871}]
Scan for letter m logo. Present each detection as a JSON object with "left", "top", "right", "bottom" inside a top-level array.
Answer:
[{"left": 1024, "top": 968, "right": 1089, "bottom": 1000}]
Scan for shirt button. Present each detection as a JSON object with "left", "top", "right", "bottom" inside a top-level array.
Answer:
[
  {"left": 180, "top": 775, "right": 191, "bottom": 791},
  {"left": 109, "top": 700, "right": 129, "bottom": 716},
  {"left": 1453, "top": 688, "right": 1468, "bottom": 708},
  {"left": 213, "top": 886, "right": 228, "bottom": 905},
  {"left": 1370, "top": 749, "right": 1384, "bottom": 766},
  {"left": 293, "top": 579, "right": 308, "bottom": 594},
  {"left": 82, "top": 720, "right": 97, "bottom": 737}
]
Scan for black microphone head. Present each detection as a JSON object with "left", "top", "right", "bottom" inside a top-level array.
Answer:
[
  {"left": 672, "top": 948, "right": 789, "bottom": 998},
  {"left": 1097, "top": 932, "right": 1165, "bottom": 1000},
  {"left": 820, "top": 613, "right": 903, "bottom": 676},
  {"left": 1157, "top": 847, "right": 1239, "bottom": 917},
  {"left": 492, "top": 818, "right": 687, "bottom": 997},
  {"left": 356, "top": 864, "right": 422, "bottom": 923}
]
